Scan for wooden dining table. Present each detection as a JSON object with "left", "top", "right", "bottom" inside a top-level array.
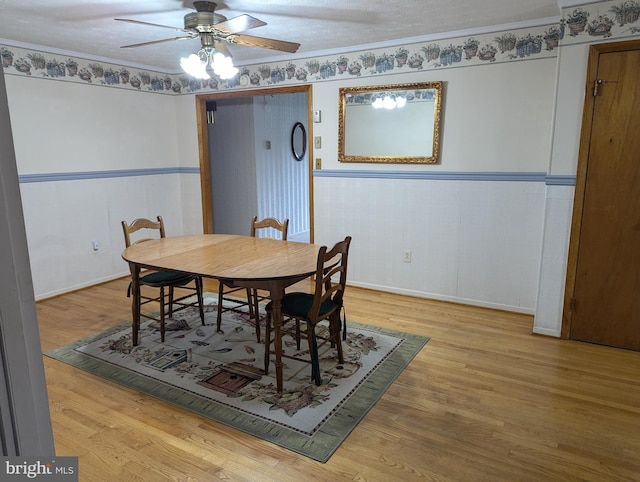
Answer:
[{"left": 122, "top": 233, "right": 321, "bottom": 392}]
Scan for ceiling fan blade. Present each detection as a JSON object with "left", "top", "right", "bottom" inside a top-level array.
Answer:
[
  {"left": 228, "top": 34, "right": 300, "bottom": 53},
  {"left": 115, "top": 18, "right": 190, "bottom": 33},
  {"left": 213, "top": 40, "right": 232, "bottom": 58},
  {"left": 213, "top": 14, "right": 266, "bottom": 34},
  {"left": 121, "top": 36, "right": 196, "bottom": 49}
]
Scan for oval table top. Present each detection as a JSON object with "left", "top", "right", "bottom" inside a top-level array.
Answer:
[{"left": 122, "top": 234, "right": 321, "bottom": 282}]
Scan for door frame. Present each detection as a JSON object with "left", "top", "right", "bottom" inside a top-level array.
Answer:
[
  {"left": 195, "top": 84, "right": 314, "bottom": 240},
  {"left": 561, "top": 39, "right": 640, "bottom": 339}
]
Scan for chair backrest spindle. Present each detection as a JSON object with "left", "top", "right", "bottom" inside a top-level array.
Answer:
[{"left": 309, "top": 236, "right": 352, "bottom": 322}]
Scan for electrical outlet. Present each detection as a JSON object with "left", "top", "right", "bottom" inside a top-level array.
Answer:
[
  {"left": 403, "top": 250, "right": 412, "bottom": 263},
  {"left": 315, "top": 158, "right": 322, "bottom": 169}
]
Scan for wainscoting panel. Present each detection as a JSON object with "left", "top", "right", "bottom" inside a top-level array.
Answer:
[
  {"left": 19, "top": 172, "right": 202, "bottom": 300},
  {"left": 314, "top": 175, "right": 546, "bottom": 313},
  {"left": 533, "top": 184, "right": 575, "bottom": 336}
]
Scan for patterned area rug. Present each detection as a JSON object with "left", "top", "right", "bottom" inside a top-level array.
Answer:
[{"left": 46, "top": 294, "right": 429, "bottom": 462}]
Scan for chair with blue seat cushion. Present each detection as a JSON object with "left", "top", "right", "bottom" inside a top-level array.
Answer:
[
  {"left": 122, "top": 216, "right": 205, "bottom": 343},
  {"left": 263, "top": 236, "right": 351, "bottom": 386}
]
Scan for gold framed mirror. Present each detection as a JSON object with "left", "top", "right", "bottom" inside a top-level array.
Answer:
[{"left": 338, "top": 81, "right": 443, "bottom": 164}]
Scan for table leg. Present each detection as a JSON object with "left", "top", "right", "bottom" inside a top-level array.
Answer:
[
  {"left": 269, "top": 283, "right": 285, "bottom": 393},
  {"left": 131, "top": 264, "right": 141, "bottom": 346}
]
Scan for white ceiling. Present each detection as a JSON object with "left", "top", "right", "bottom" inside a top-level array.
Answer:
[{"left": 0, "top": 0, "right": 563, "bottom": 73}]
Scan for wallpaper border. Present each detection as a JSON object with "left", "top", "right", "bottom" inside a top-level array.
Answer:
[
  {"left": 2, "top": 19, "right": 558, "bottom": 95},
  {"left": 3, "top": 1, "right": 638, "bottom": 96}
]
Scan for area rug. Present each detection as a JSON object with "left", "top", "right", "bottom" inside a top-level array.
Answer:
[{"left": 45, "top": 294, "right": 428, "bottom": 463}]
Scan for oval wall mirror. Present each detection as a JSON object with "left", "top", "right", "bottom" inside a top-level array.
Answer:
[{"left": 291, "top": 122, "right": 306, "bottom": 161}]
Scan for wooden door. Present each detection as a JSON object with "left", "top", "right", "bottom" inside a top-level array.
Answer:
[{"left": 564, "top": 41, "right": 640, "bottom": 350}]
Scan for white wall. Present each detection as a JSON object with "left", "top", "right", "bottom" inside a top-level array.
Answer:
[
  {"left": 5, "top": 51, "right": 556, "bottom": 312},
  {"left": 314, "top": 176, "right": 545, "bottom": 312},
  {"left": 309, "top": 59, "right": 556, "bottom": 313},
  {"left": 175, "top": 94, "right": 205, "bottom": 235},
  {"left": 8, "top": 80, "right": 179, "bottom": 173},
  {"left": 6, "top": 2, "right": 635, "bottom": 327},
  {"left": 312, "top": 60, "right": 554, "bottom": 173},
  {"left": 7, "top": 76, "right": 202, "bottom": 299},
  {"left": 533, "top": 42, "right": 591, "bottom": 336}
]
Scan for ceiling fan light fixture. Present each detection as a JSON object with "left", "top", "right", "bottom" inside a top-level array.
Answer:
[
  {"left": 211, "top": 51, "right": 238, "bottom": 79},
  {"left": 180, "top": 48, "right": 238, "bottom": 80},
  {"left": 180, "top": 52, "right": 210, "bottom": 79}
]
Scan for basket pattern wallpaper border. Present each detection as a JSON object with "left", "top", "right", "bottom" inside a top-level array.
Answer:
[{"left": 2, "top": 1, "right": 638, "bottom": 95}]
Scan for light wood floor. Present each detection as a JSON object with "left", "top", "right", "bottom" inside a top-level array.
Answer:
[{"left": 37, "top": 277, "right": 640, "bottom": 481}]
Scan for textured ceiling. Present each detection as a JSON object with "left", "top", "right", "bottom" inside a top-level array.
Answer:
[{"left": 0, "top": 0, "right": 562, "bottom": 72}]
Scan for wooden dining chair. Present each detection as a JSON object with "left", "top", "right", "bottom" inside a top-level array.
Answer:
[
  {"left": 122, "top": 216, "right": 205, "bottom": 343},
  {"left": 263, "top": 236, "right": 352, "bottom": 387},
  {"left": 217, "top": 216, "right": 289, "bottom": 342}
]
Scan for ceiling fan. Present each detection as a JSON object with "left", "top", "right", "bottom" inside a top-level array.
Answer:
[{"left": 115, "top": 1, "right": 301, "bottom": 58}]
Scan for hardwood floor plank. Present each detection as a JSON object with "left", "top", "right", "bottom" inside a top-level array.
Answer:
[{"left": 37, "top": 277, "right": 640, "bottom": 481}]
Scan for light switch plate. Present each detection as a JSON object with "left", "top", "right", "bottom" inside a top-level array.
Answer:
[
  {"left": 314, "top": 136, "right": 321, "bottom": 149},
  {"left": 313, "top": 110, "right": 321, "bottom": 123}
]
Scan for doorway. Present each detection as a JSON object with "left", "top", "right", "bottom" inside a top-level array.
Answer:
[
  {"left": 195, "top": 84, "right": 314, "bottom": 241},
  {"left": 563, "top": 40, "right": 640, "bottom": 351}
]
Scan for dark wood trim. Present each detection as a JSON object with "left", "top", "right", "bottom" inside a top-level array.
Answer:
[
  {"left": 195, "top": 96, "right": 213, "bottom": 234},
  {"left": 306, "top": 86, "right": 315, "bottom": 243}
]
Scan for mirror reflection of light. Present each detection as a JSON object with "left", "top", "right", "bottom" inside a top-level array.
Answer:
[
  {"left": 371, "top": 94, "right": 407, "bottom": 109},
  {"left": 372, "top": 97, "right": 384, "bottom": 109},
  {"left": 382, "top": 95, "right": 396, "bottom": 109}
]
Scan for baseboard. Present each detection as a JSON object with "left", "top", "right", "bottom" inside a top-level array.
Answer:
[
  {"left": 37, "top": 273, "right": 536, "bottom": 318},
  {"left": 531, "top": 326, "right": 561, "bottom": 337},
  {"left": 348, "top": 281, "right": 535, "bottom": 315},
  {"left": 35, "top": 273, "right": 129, "bottom": 302}
]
